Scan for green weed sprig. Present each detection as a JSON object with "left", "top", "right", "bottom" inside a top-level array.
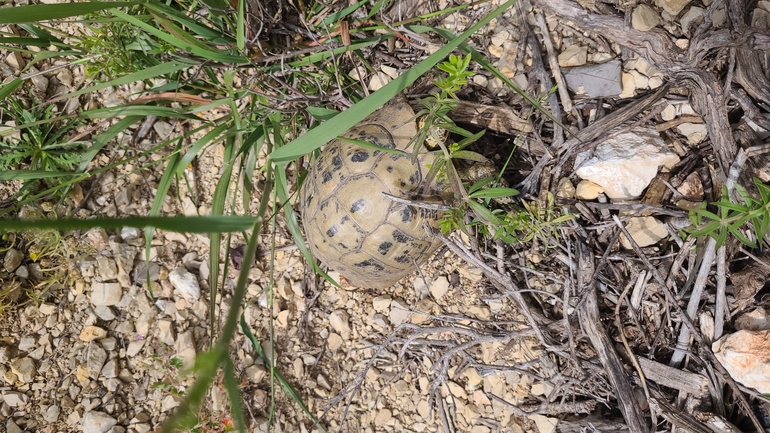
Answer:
[{"left": 689, "top": 178, "right": 770, "bottom": 248}]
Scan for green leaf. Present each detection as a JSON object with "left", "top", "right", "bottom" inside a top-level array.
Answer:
[
  {"left": 0, "top": 78, "right": 24, "bottom": 101},
  {"left": 0, "top": 2, "right": 135, "bottom": 24},
  {"left": 306, "top": 106, "right": 341, "bottom": 121},
  {"left": 471, "top": 187, "right": 519, "bottom": 199}
]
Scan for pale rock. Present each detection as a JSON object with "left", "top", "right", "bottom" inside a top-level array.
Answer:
[
  {"left": 372, "top": 296, "right": 392, "bottom": 313},
  {"left": 563, "top": 60, "right": 622, "bottom": 98},
  {"left": 429, "top": 276, "right": 450, "bottom": 300},
  {"left": 649, "top": 76, "right": 665, "bottom": 89},
  {"left": 556, "top": 178, "right": 575, "bottom": 199},
  {"left": 39, "top": 302, "right": 57, "bottom": 315},
  {"left": 655, "top": 0, "right": 692, "bottom": 15},
  {"left": 467, "top": 305, "right": 491, "bottom": 320},
  {"left": 2, "top": 392, "right": 27, "bottom": 407},
  {"left": 620, "top": 217, "right": 669, "bottom": 249},
  {"left": 329, "top": 310, "right": 351, "bottom": 339},
  {"left": 245, "top": 364, "right": 267, "bottom": 383},
  {"left": 157, "top": 320, "right": 175, "bottom": 345},
  {"left": 43, "top": 404, "right": 60, "bottom": 423},
  {"left": 100, "top": 359, "right": 118, "bottom": 379},
  {"left": 6, "top": 420, "right": 22, "bottom": 433},
  {"left": 169, "top": 267, "right": 200, "bottom": 302},
  {"left": 153, "top": 121, "right": 173, "bottom": 139},
  {"left": 83, "top": 411, "right": 117, "bottom": 433},
  {"left": 575, "top": 127, "right": 679, "bottom": 200},
  {"left": 96, "top": 257, "right": 118, "bottom": 281},
  {"left": 677, "top": 122, "right": 708, "bottom": 144},
  {"left": 380, "top": 65, "right": 399, "bottom": 79},
  {"left": 529, "top": 414, "right": 558, "bottom": 433},
  {"left": 10, "top": 357, "right": 35, "bottom": 382},
  {"left": 712, "top": 6, "right": 727, "bottom": 27},
  {"left": 591, "top": 52, "right": 613, "bottom": 63},
  {"left": 488, "top": 44, "right": 503, "bottom": 58},
  {"left": 368, "top": 72, "right": 391, "bottom": 91},
  {"left": 18, "top": 336, "right": 35, "bottom": 352},
  {"left": 389, "top": 299, "right": 412, "bottom": 326},
  {"left": 619, "top": 72, "right": 636, "bottom": 98},
  {"left": 575, "top": 180, "right": 604, "bottom": 200},
  {"left": 76, "top": 364, "right": 89, "bottom": 384},
  {"left": 28, "top": 67, "right": 48, "bottom": 93},
  {"left": 661, "top": 103, "right": 676, "bottom": 121},
  {"left": 557, "top": 45, "right": 587, "bottom": 67},
  {"left": 3, "top": 248, "right": 23, "bottom": 272},
  {"left": 472, "top": 74, "right": 488, "bottom": 87},
  {"left": 736, "top": 308, "right": 770, "bottom": 331},
  {"left": 276, "top": 310, "right": 290, "bottom": 328},
  {"left": 417, "top": 400, "right": 430, "bottom": 419},
  {"left": 681, "top": 7, "right": 705, "bottom": 35},
  {"left": 472, "top": 389, "right": 490, "bottom": 405},
  {"left": 126, "top": 339, "right": 145, "bottom": 357},
  {"left": 629, "top": 70, "right": 649, "bottom": 89},
  {"left": 676, "top": 38, "right": 690, "bottom": 50},
  {"left": 161, "top": 394, "right": 182, "bottom": 412},
  {"left": 79, "top": 326, "right": 107, "bottom": 342},
  {"left": 713, "top": 330, "right": 770, "bottom": 393},
  {"left": 87, "top": 343, "right": 107, "bottom": 379},
  {"left": 632, "top": 4, "right": 661, "bottom": 31},
  {"left": 374, "top": 408, "right": 392, "bottom": 426},
  {"left": 447, "top": 381, "right": 468, "bottom": 399},
  {"left": 677, "top": 172, "right": 704, "bottom": 200},
  {"left": 93, "top": 306, "right": 116, "bottom": 321},
  {"left": 470, "top": 426, "right": 491, "bottom": 433},
  {"left": 91, "top": 282, "right": 122, "bottom": 306},
  {"left": 327, "top": 332, "right": 344, "bottom": 351},
  {"left": 175, "top": 330, "right": 196, "bottom": 367},
  {"left": 15, "top": 265, "right": 28, "bottom": 279},
  {"left": 490, "top": 30, "right": 509, "bottom": 46}
]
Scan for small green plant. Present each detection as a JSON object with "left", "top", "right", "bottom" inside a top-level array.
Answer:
[
  {"left": 0, "top": 98, "right": 85, "bottom": 201},
  {"left": 689, "top": 178, "right": 770, "bottom": 248}
]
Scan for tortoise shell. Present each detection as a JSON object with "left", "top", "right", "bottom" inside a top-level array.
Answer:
[{"left": 300, "top": 101, "right": 443, "bottom": 289}]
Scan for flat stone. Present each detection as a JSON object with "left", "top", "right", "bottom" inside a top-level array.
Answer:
[
  {"left": 100, "top": 359, "right": 118, "bottom": 379},
  {"left": 368, "top": 72, "right": 391, "bottom": 91},
  {"left": 529, "top": 414, "right": 559, "bottom": 433},
  {"left": 81, "top": 411, "right": 117, "bottom": 433},
  {"left": 93, "top": 306, "right": 116, "bottom": 321},
  {"left": 87, "top": 343, "right": 108, "bottom": 379},
  {"left": 677, "top": 172, "right": 704, "bottom": 200},
  {"left": 713, "top": 330, "right": 770, "bottom": 393},
  {"left": 126, "top": 339, "right": 145, "bottom": 357},
  {"left": 3, "top": 248, "right": 23, "bottom": 272},
  {"left": 556, "top": 178, "right": 576, "bottom": 199},
  {"left": 372, "top": 296, "right": 392, "bottom": 313},
  {"left": 157, "top": 319, "right": 175, "bottom": 345},
  {"left": 96, "top": 257, "right": 118, "bottom": 281},
  {"left": 329, "top": 310, "right": 351, "bottom": 340},
  {"left": 620, "top": 217, "right": 669, "bottom": 249},
  {"left": 575, "top": 127, "right": 679, "bottom": 200},
  {"left": 558, "top": 45, "right": 587, "bottom": 67},
  {"left": 79, "top": 326, "right": 107, "bottom": 342},
  {"left": 389, "top": 299, "right": 412, "bottom": 326},
  {"left": 564, "top": 60, "right": 622, "bottom": 98},
  {"left": 575, "top": 180, "right": 604, "bottom": 200},
  {"left": 6, "top": 420, "right": 22, "bottom": 433},
  {"left": 619, "top": 72, "right": 636, "bottom": 98},
  {"left": 681, "top": 7, "right": 705, "bottom": 35},
  {"left": 2, "top": 391, "right": 28, "bottom": 407},
  {"left": 429, "top": 276, "right": 450, "bottom": 300},
  {"left": 632, "top": 4, "right": 661, "bottom": 31},
  {"left": 677, "top": 122, "right": 708, "bottom": 144},
  {"left": 9, "top": 357, "right": 35, "bottom": 382},
  {"left": 327, "top": 333, "right": 343, "bottom": 351},
  {"left": 43, "top": 404, "right": 60, "bottom": 423},
  {"left": 655, "top": 0, "right": 692, "bottom": 15},
  {"left": 169, "top": 267, "right": 200, "bottom": 302},
  {"left": 91, "top": 282, "right": 122, "bottom": 306},
  {"left": 175, "top": 330, "right": 196, "bottom": 367}
]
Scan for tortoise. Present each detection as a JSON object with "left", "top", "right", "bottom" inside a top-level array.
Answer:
[{"left": 300, "top": 100, "right": 445, "bottom": 289}]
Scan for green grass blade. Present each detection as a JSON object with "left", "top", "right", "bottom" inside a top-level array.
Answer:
[
  {"left": 236, "top": 0, "right": 244, "bottom": 50},
  {"left": 110, "top": 8, "right": 248, "bottom": 63},
  {"left": 50, "top": 61, "right": 193, "bottom": 102},
  {"left": 288, "top": 39, "right": 379, "bottom": 67},
  {"left": 0, "top": 170, "right": 79, "bottom": 181},
  {"left": 0, "top": 2, "right": 135, "bottom": 24},
  {"left": 269, "top": 0, "right": 517, "bottom": 163},
  {"left": 78, "top": 116, "right": 141, "bottom": 172},
  {"left": 0, "top": 78, "right": 24, "bottom": 101},
  {"left": 159, "top": 350, "right": 224, "bottom": 433},
  {"left": 79, "top": 105, "right": 201, "bottom": 120},
  {"left": 0, "top": 215, "right": 258, "bottom": 233},
  {"left": 319, "top": 0, "right": 368, "bottom": 27}
]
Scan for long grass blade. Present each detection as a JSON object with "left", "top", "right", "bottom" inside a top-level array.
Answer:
[
  {"left": 0, "top": 2, "right": 134, "bottom": 24},
  {"left": 0, "top": 215, "right": 258, "bottom": 233}
]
